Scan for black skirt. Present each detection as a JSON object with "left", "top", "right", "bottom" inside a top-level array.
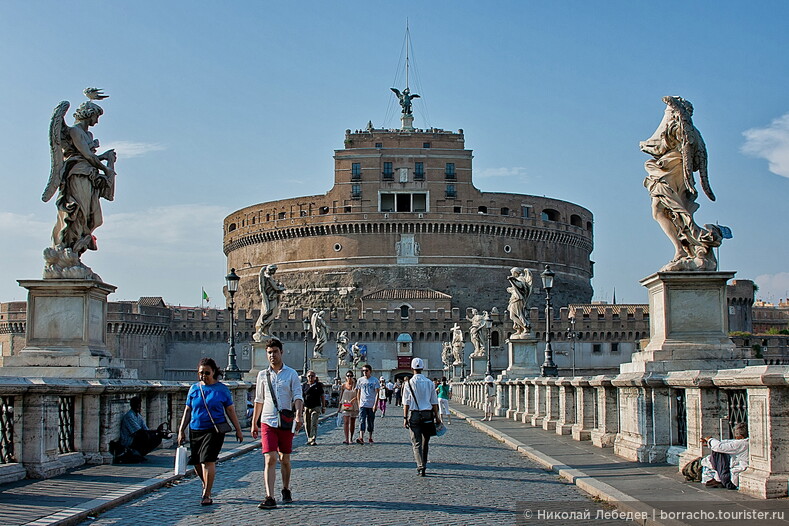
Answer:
[{"left": 189, "top": 428, "right": 225, "bottom": 464}]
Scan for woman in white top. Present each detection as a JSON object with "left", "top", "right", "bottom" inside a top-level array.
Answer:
[
  {"left": 378, "top": 377, "right": 388, "bottom": 416},
  {"left": 483, "top": 375, "right": 496, "bottom": 421}
]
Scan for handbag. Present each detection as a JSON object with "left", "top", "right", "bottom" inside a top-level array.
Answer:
[
  {"left": 198, "top": 383, "right": 233, "bottom": 435},
  {"left": 435, "top": 421, "right": 447, "bottom": 437},
  {"left": 266, "top": 370, "right": 297, "bottom": 431},
  {"left": 174, "top": 445, "right": 188, "bottom": 476}
]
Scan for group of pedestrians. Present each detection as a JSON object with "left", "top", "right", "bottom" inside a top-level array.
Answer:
[{"left": 175, "top": 339, "right": 450, "bottom": 510}]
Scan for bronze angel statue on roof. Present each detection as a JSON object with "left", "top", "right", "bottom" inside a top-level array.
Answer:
[
  {"left": 640, "top": 96, "right": 723, "bottom": 271},
  {"left": 42, "top": 89, "right": 117, "bottom": 279},
  {"left": 390, "top": 87, "right": 420, "bottom": 116}
]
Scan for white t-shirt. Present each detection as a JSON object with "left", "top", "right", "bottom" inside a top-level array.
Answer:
[{"left": 402, "top": 374, "right": 438, "bottom": 411}]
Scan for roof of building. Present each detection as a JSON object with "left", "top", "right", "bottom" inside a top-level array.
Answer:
[
  {"left": 138, "top": 297, "right": 167, "bottom": 308},
  {"left": 362, "top": 289, "right": 452, "bottom": 301}
]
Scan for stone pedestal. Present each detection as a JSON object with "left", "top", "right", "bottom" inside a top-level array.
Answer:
[
  {"left": 0, "top": 279, "right": 135, "bottom": 379},
  {"left": 244, "top": 341, "right": 268, "bottom": 382},
  {"left": 615, "top": 271, "right": 759, "bottom": 463},
  {"left": 468, "top": 355, "right": 488, "bottom": 379},
  {"left": 401, "top": 114, "right": 414, "bottom": 130},
  {"left": 310, "top": 357, "right": 329, "bottom": 382},
  {"left": 451, "top": 363, "right": 465, "bottom": 380},
  {"left": 502, "top": 337, "right": 540, "bottom": 378},
  {"left": 621, "top": 271, "right": 752, "bottom": 374}
]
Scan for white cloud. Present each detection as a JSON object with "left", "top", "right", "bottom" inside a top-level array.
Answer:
[
  {"left": 742, "top": 113, "right": 789, "bottom": 178},
  {"left": 0, "top": 212, "right": 49, "bottom": 233},
  {"left": 754, "top": 272, "right": 789, "bottom": 303},
  {"left": 99, "top": 204, "right": 230, "bottom": 251},
  {"left": 101, "top": 141, "right": 166, "bottom": 158},
  {"left": 477, "top": 167, "right": 528, "bottom": 179}
]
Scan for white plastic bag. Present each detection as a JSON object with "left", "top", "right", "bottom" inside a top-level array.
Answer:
[
  {"left": 174, "top": 445, "right": 188, "bottom": 476},
  {"left": 336, "top": 412, "right": 344, "bottom": 428}
]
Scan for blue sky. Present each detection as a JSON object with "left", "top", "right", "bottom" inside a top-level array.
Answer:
[{"left": 1, "top": 1, "right": 787, "bottom": 307}]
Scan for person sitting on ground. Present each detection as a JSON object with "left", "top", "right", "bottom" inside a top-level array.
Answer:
[
  {"left": 700, "top": 422, "right": 749, "bottom": 489},
  {"left": 116, "top": 396, "right": 169, "bottom": 462}
]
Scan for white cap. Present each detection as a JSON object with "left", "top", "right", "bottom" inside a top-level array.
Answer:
[
  {"left": 380, "top": 376, "right": 385, "bottom": 381},
  {"left": 411, "top": 357, "right": 424, "bottom": 370},
  {"left": 485, "top": 375, "right": 495, "bottom": 383}
]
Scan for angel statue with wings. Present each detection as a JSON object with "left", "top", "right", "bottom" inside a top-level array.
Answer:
[
  {"left": 390, "top": 87, "right": 420, "bottom": 116},
  {"left": 507, "top": 267, "right": 533, "bottom": 338},
  {"left": 640, "top": 96, "right": 723, "bottom": 271},
  {"left": 43, "top": 88, "right": 116, "bottom": 279},
  {"left": 253, "top": 264, "right": 286, "bottom": 342}
]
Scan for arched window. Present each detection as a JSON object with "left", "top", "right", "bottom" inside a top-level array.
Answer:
[
  {"left": 228, "top": 223, "right": 237, "bottom": 232},
  {"left": 478, "top": 206, "right": 488, "bottom": 214},
  {"left": 400, "top": 305, "right": 410, "bottom": 318},
  {"left": 541, "top": 209, "right": 560, "bottom": 221},
  {"left": 570, "top": 214, "right": 582, "bottom": 227}
]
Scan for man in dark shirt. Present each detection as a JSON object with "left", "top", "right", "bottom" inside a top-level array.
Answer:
[{"left": 302, "top": 371, "right": 326, "bottom": 445}]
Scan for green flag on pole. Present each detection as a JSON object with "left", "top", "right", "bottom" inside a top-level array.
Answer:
[{"left": 202, "top": 288, "right": 209, "bottom": 303}]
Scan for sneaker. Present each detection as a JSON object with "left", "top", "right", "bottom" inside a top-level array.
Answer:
[
  {"left": 705, "top": 479, "right": 723, "bottom": 488},
  {"left": 355, "top": 437, "right": 364, "bottom": 444},
  {"left": 258, "top": 496, "right": 277, "bottom": 509},
  {"left": 368, "top": 437, "right": 374, "bottom": 443},
  {"left": 281, "top": 488, "right": 292, "bottom": 503}
]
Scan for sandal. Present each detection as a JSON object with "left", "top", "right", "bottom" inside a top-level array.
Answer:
[{"left": 201, "top": 496, "right": 213, "bottom": 506}]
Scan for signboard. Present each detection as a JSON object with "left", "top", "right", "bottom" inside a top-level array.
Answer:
[{"left": 397, "top": 356, "right": 412, "bottom": 370}]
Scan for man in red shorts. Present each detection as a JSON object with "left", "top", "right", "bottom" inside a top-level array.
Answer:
[{"left": 251, "top": 338, "right": 304, "bottom": 509}]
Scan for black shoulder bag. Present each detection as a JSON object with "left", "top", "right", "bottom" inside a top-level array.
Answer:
[
  {"left": 408, "top": 378, "right": 437, "bottom": 437},
  {"left": 266, "top": 370, "right": 296, "bottom": 430}
]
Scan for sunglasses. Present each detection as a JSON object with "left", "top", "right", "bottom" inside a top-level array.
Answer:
[
  {"left": 346, "top": 374, "right": 354, "bottom": 377},
  {"left": 198, "top": 371, "right": 211, "bottom": 376}
]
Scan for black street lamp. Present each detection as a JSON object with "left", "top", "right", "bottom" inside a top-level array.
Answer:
[
  {"left": 565, "top": 315, "right": 578, "bottom": 376},
  {"left": 540, "top": 265, "right": 558, "bottom": 377},
  {"left": 224, "top": 268, "right": 242, "bottom": 380},
  {"left": 302, "top": 315, "right": 311, "bottom": 378}
]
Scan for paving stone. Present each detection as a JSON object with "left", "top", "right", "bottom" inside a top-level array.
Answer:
[{"left": 80, "top": 413, "right": 631, "bottom": 525}]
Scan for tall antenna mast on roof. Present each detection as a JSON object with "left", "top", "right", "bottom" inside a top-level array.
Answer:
[
  {"left": 390, "top": 19, "right": 420, "bottom": 130},
  {"left": 406, "top": 19, "right": 410, "bottom": 90}
]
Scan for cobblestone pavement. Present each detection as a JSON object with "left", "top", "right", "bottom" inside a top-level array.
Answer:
[{"left": 80, "top": 413, "right": 633, "bottom": 526}]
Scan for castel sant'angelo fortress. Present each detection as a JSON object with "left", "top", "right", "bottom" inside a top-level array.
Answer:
[{"left": 220, "top": 83, "right": 598, "bottom": 377}]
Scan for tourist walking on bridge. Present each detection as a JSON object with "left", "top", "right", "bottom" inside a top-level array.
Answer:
[
  {"left": 338, "top": 371, "right": 359, "bottom": 444},
  {"left": 403, "top": 357, "right": 441, "bottom": 476},
  {"left": 177, "top": 358, "right": 244, "bottom": 506},
  {"left": 356, "top": 364, "right": 380, "bottom": 443},
  {"left": 251, "top": 338, "right": 304, "bottom": 509}
]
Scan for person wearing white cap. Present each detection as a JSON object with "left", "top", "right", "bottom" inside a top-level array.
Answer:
[
  {"left": 483, "top": 375, "right": 496, "bottom": 421},
  {"left": 402, "top": 357, "right": 441, "bottom": 476}
]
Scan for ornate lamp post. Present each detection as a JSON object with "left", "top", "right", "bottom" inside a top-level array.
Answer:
[
  {"left": 540, "top": 265, "right": 558, "bottom": 377},
  {"left": 302, "top": 315, "right": 311, "bottom": 378},
  {"left": 565, "top": 315, "right": 577, "bottom": 377},
  {"left": 224, "top": 268, "right": 242, "bottom": 380},
  {"left": 484, "top": 311, "right": 493, "bottom": 377}
]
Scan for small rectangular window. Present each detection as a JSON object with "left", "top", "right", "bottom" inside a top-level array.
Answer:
[
  {"left": 611, "top": 342, "right": 620, "bottom": 353},
  {"left": 445, "top": 184, "right": 456, "bottom": 198},
  {"left": 351, "top": 163, "right": 361, "bottom": 179},
  {"left": 414, "top": 162, "right": 425, "bottom": 180},
  {"left": 521, "top": 205, "right": 531, "bottom": 218},
  {"left": 413, "top": 193, "right": 427, "bottom": 212},
  {"left": 351, "top": 184, "right": 361, "bottom": 199},
  {"left": 592, "top": 344, "right": 601, "bottom": 353},
  {"left": 445, "top": 163, "right": 455, "bottom": 179},
  {"left": 423, "top": 142, "right": 431, "bottom": 148},
  {"left": 454, "top": 206, "right": 462, "bottom": 213},
  {"left": 375, "top": 142, "right": 383, "bottom": 148},
  {"left": 383, "top": 162, "right": 393, "bottom": 179}
]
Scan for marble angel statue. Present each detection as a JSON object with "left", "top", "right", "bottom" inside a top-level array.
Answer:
[
  {"left": 253, "top": 264, "right": 286, "bottom": 342},
  {"left": 640, "top": 96, "right": 723, "bottom": 271},
  {"left": 43, "top": 88, "right": 117, "bottom": 279},
  {"left": 507, "top": 267, "right": 533, "bottom": 338}
]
